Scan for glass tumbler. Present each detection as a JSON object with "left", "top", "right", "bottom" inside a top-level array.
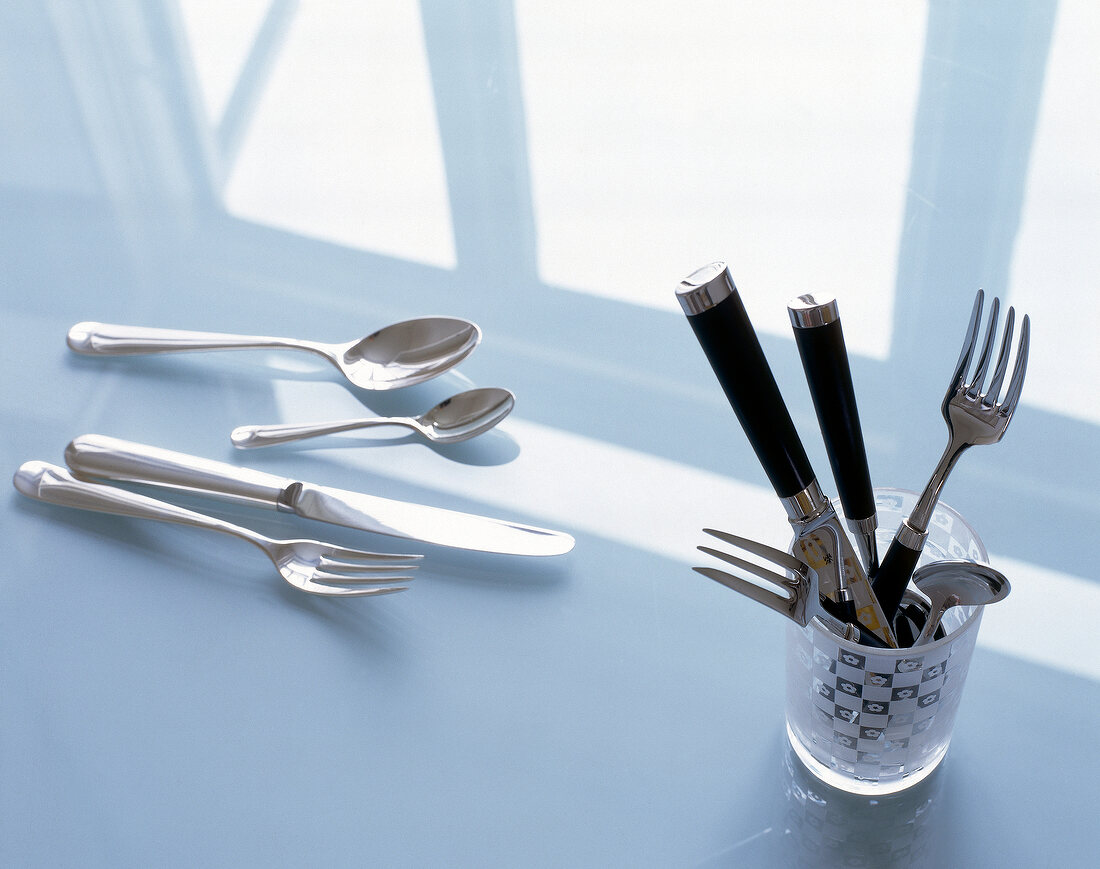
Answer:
[{"left": 785, "top": 489, "right": 989, "bottom": 795}]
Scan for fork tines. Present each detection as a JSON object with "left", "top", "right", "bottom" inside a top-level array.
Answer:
[
  {"left": 311, "top": 547, "right": 421, "bottom": 593},
  {"left": 692, "top": 528, "right": 810, "bottom": 617},
  {"left": 701, "top": 528, "right": 807, "bottom": 576},
  {"left": 952, "top": 289, "right": 1030, "bottom": 416}
]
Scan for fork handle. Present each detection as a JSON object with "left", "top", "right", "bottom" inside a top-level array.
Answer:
[
  {"left": 677, "top": 263, "right": 815, "bottom": 499},
  {"left": 872, "top": 436, "right": 970, "bottom": 621},
  {"left": 13, "top": 461, "right": 262, "bottom": 548},
  {"left": 871, "top": 533, "right": 923, "bottom": 621}
]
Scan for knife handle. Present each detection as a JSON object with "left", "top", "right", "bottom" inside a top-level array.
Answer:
[
  {"left": 788, "top": 295, "right": 876, "bottom": 527},
  {"left": 64, "top": 434, "right": 291, "bottom": 507},
  {"left": 677, "top": 263, "right": 815, "bottom": 500}
]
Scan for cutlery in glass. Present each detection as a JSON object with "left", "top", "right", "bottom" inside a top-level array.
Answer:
[
  {"left": 911, "top": 560, "right": 1009, "bottom": 646},
  {"left": 872, "top": 290, "right": 1029, "bottom": 622},
  {"left": 677, "top": 262, "right": 897, "bottom": 646},
  {"left": 694, "top": 527, "right": 887, "bottom": 648},
  {"left": 789, "top": 293, "right": 879, "bottom": 573}
]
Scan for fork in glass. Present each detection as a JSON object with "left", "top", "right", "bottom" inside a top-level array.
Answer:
[
  {"left": 14, "top": 461, "right": 420, "bottom": 597},
  {"left": 695, "top": 527, "right": 888, "bottom": 647},
  {"left": 872, "top": 289, "right": 1030, "bottom": 620}
]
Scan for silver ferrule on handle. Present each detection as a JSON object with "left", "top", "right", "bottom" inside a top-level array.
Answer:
[
  {"left": 780, "top": 479, "right": 830, "bottom": 525},
  {"left": 893, "top": 518, "right": 929, "bottom": 551},
  {"left": 787, "top": 293, "right": 840, "bottom": 328},
  {"left": 675, "top": 262, "right": 735, "bottom": 316},
  {"left": 787, "top": 488, "right": 900, "bottom": 648},
  {"left": 847, "top": 513, "right": 880, "bottom": 572},
  {"left": 847, "top": 514, "right": 878, "bottom": 537}
]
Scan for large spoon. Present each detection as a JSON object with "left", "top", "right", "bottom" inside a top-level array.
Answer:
[
  {"left": 230, "top": 387, "right": 515, "bottom": 449},
  {"left": 67, "top": 317, "right": 482, "bottom": 390},
  {"left": 911, "top": 560, "right": 1010, "bottom": 646}
]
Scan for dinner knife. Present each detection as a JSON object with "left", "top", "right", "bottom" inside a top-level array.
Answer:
[
  {"left": 788, "top": 293, "right": 878, "bottom": 573},
  {"left": 64, "top": 434, "right": 575, "bottom": 556},
  {"left": 676, "top": 262, "right": 896, "bottom": 646}
]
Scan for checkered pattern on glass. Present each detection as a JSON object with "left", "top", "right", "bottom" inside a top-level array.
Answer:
[{"left": 795, "top": 622, "right": 973, "bottom": 782}]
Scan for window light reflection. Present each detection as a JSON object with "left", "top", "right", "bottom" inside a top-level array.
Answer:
[
  {"left": 515, "top": 1, "right": 925, "bottom": 359},
  {"left": 203, "top": 2, "right": 457, "bottom": 268},
  {"left": 178, "top": 0, "right": 271, "bottom": 127},
  {"left": 1007, "top": 0, "right": 1100, "bottom": 424}
]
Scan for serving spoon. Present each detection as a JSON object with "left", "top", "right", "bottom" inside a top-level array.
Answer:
[
  {"left": 67, "top": 317, "right": 481, "bottom": 390},
  {"left": 911, "top": 560, "right": 1010, "bottom": 646},
  {"left": 230, "top": 387, "right": 515, "bottom": 449}
]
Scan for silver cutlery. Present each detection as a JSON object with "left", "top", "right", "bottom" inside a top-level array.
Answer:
[
  {"left": 67, "top": 317, "right": 482, "bottom": 390},
  {"left": 789, "top": 294, "right": 879, "bottom": 573},
  {"left": 872, "top": 289, "right": 1029, "bottom": 622},
  {"left": 14, "top": 461, "right": 419, "bottom": 597},
  {"left": 694, "top": 528, "right": 887, "bottom": 647},
  {"left": 911, "top": 560, "right": 1010, "bottom": 647},
  {"left": 677, "top": 262, "right": 897, "bottom": 646},
  {"left": 231, "top": 387, "right": 515, "bottom": 449},
  {"left": 695, "top": 527, "right": 1008, "bottom": 650},
  {"left": 64, "top": 434, "right": 575, "bottom": 556}
]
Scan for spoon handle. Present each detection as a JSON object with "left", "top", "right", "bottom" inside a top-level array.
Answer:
[
  {"left": 67, "top": 322, "right": 306, "bottom": 355},
  {"left": 231, "top": 417, "right": 417, "bottom": 449},
  {"left": 913, "top": 594, "right": 959, "bottom": 646}
]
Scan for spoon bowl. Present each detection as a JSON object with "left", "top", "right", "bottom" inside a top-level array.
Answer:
[
  {"left": 67, "top": 317, "right": 482, "bottom": 391},
  {"left": 911, "top": 560, "right": 1010, "bottom": 646},
  {"left": 417, "top": 387, "right": 516, "bottom": 443},
  {"left": 231, "top": 387, "right": 516, "bottom": 449},
  {"left": 336, "top": 317, "right": 482, "bottom": 389}
]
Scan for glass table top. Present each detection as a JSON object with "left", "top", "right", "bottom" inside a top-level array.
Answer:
[{"left": 2, "top": 2, "right": 1096, "bottom": 866}]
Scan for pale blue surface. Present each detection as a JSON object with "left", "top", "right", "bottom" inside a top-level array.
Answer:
[{"left": 2, "top": 2, "right": 1097, "bottom": 867}]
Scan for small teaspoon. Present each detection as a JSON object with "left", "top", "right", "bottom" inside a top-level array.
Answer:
[{"left": 231, "top": 387, "right": 515, "bottom": 449}]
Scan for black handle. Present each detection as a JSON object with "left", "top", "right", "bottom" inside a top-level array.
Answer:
[
  {"left": 789, "top": 296, "right": 875, "bottom": 523},
  {"left": 678, "top": 263, "right": 815, "bottom": 499},
  {"left": 871, "top": 534, "right": 923, "bottom": 621}
]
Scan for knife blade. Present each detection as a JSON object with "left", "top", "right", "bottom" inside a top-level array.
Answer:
[
  {"left": 788, "top": 293, "right": 878, "bottom": 573},
  {"left": 64, "top": 434, "right": 575, "bottom": 556},
  {"left": 676, "top": 263, "right": 896, "bottom": 646}
]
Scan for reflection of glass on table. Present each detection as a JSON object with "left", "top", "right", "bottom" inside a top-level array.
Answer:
[{"left": 782, "top": 741, "right": 944, "bottom": 867}]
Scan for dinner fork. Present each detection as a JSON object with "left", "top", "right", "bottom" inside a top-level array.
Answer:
[
  {"left": 872, "top": 289, "right": 1030, "bottom": 620},
  {"left": 14, "top": 461, "right": 420, "bottom": 597},
  {"left": 694, "top": 528, "right": 888, "bottom": 647}
]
